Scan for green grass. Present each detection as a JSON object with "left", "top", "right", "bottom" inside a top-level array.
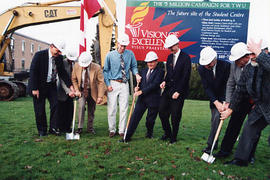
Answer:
[{"left": 0, "top": 97, "right": 269, "bottom": 179}]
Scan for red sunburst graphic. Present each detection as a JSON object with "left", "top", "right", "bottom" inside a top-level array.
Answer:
[{"left": 125, "top": 7, "right": 197, "bottom": 61}]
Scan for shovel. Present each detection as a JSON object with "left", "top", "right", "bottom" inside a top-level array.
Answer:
[
  {"left": 201, "top": 119, "right": 224, "bottom": 163},
  {"left": 123, "top": 83, "right": 139, "bottom": 142},
  {"left": 66, "top": 98, "right": 80, "bottom": 140}
]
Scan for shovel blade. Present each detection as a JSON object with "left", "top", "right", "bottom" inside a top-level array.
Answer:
[
  {"left": 66, "top": 133, "right": 80, "bottom": 140},
  {"left": 201, "top": 152, "right": 215, "bottom": 164}
]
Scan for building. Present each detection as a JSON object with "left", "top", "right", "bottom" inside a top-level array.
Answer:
[{"left": 5, "top": 32, "right": 50, "bottom": 72}]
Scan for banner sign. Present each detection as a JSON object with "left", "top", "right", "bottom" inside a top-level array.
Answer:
[{"left": 125, "top": 1, "right": 250, "bottom": 63}]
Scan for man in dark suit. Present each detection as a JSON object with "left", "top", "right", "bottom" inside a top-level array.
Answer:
[
  {"left": 198, "top": 46, "right": 230, "bottom": 153},
  {"left": 221, "top": 39, "right": 270, "bottom": 166},
  {"left": 159, "top": 35, "right": 191, "bottom": 144},
  {"left": 120, "top": 51, "right": 164, "bottom": 142},
  {"left": 29, "top": 40, "right": 73, "bottom": 136},
  {"left": 57, "top": 49, "right": 77, "bottom": 133}
]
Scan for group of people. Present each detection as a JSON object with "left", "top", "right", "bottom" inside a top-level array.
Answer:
[{"left": 28, "top": 32, "right": 270, "bottom": 167}]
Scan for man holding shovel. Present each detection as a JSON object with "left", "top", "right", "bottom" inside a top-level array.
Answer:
[
  {"left": 72, "top": 51, "right": 106, "bottom": 135},
  {"left": 119, "top": 51, "right": 164, "bottom": 142},
  {"left": 221, "top": 39, "right": 270, "bottom": 166},
  {"left": 198, "top": 46, "right": 230, "bottom": 154},
  {"left": 214, "top": 42, "right": 259, "bottom": 164}
]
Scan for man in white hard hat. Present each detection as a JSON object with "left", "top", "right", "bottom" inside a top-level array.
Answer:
[
  {"left": 119, "top": 51, "right": 164, "bottom": 142},
  {"left": 198, "top": 46, "right": 230, "bottom": 153},
  {"left": 28, "top": 39, "right": 74, "bottom": 136},
  {"left": 221, "top": 39, "right": 270, "bottom": 166},
  {"left": 214, "top": 42, "right": 259, "bottom": 163},
  {"left": 72, "top": 51, "right": 106, "bottom": 135},
  {"left": 159, "top": 34, "right": 191, "bottom": 144},
  {"left": 57, "top": 49, "right": 77, "bottom": 133},
  {"left": 103, "top": 33, "right": 141, "bottom": 138}
]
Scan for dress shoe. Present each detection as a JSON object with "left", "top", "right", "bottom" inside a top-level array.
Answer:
[
  {"left": 119, "top": 138, "right": 131, "bottom": 143},
  {"left": 75, "top": 128, "right": 83, "bottom": 134},
  {"left": 202, "top": 147, "right": 211, "bottom": 154},
  {"left": 49, "top": 128, "right": 61, "bottom": 136},
  {"left": 145, "top": 133, "right": 153, "bottom": 139},
  {"left": 160, "top": 134, "right": 170, "bottom": 141},
  {"left": 109, "top": 132, "right": 115, "bottom": 138},
  {"left": 214, "top": 150, "right": 230, "bottom": 158},
  {"left": 249, "top": 156, "right": 255, "bottom": 165},
  {"left": 224, "top": 159, "right": 248, "bottom": 167},
  {"left": 87, "top": 129, "right": 96, "bottom": 135},
  {"left": 38, "top": 131, "right": 48, "bottom": 137},
  {"left": 170, "top": 138, "right": 177, "bottom": 144}
]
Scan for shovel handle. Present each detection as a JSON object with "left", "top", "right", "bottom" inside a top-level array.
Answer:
[
  {"left": 210, "top": 119, "right": 224, "bottom": 156},
  {"left": 123, "top": 83, "right": 139, "bottom": 141}
]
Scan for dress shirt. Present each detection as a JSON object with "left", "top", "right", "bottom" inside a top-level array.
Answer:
[
  {"left": 173, "top": 49, "right": 181, "bottom": 67},
  {"left": 47, "top": 49, "right": 53, "bottom": 82},
  {"left": 103, "top": 49, "right": 138, "bottom": 86},
  {"left": 81, "top": 67, "right": 90, "bottom": 89}
]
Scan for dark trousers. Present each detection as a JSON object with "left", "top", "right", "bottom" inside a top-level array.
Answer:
[
  {"left": 207, "top": 108, "right": 220, "bottom": 148},
  {"left": 58, "top": 97, "right": 73, "bottom": 132},
  {"left": 235, "top": 116, "right": 268, "bottom": 161},
  {"left": 125, "top": 99, "right": 158, "bottom": 140},
  {"left": 159, "top": 90, "right": 185, "bottom": 141},
  {"left": 33, "top": 83, "right": 58, "bottom": 133},
  {"left": 220, "top": 100, "right": 252, "bottom": 153}
]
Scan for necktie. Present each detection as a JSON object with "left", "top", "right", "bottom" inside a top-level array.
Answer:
[
  {"left": 83, "top": 68, "right": 89, "bottom": 98},
  {"left": 173, "top": 55, "right": 176, "bottom": 69},
  {"left": 51, "top": 57, "right": 57, "bottom": 82},
  {"left": 146, "top": 69, "right": 151, "bottom": 82},
  {"left": 120, "top": 55, "right": 127, "bottom": 83}
]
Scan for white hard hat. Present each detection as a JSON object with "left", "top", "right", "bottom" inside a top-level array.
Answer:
[
  {"left": 229, "top": 42, "right": 251, "bottom": 61},
  {"left": 144, "top": 51, "right": 158, "bottom": 62},
  {"left": 164, "top": 35, "right": 179, "bottom": 48},
  {"left": 52, "top": 39, "right": 66, "bottom": 53},
  {"left": 78, "top": 51, "right": 92, "bottom": 67},
  {"left": 261, "top": 39, "right": 268, "bottom": 50},
  {"left": 199, "top": 46, "right": 217, "bottom": 65},
  {"left": 66, "top": 49, "right": 78, "bottom": 61},
  {"left": 118, "top": 33, "right": 130, "bottom": 46}
]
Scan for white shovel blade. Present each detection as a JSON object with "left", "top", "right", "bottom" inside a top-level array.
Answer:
[
  {"left": 201, "top": 152, "right": 215, "bottom": 164},
  {"left": 66, "top": 133, "right": 80, "bottom": 140}
]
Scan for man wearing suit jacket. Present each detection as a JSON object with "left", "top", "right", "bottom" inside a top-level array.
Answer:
[
  {"left": 72, "top": 51, "right": 106, "bottom": 134},
  {"left": 120, "top": 51, "right": 164, "bottom": 142},
  {"left": 214, "top": 43, "right": 259, "bottom": 163},
  {"left": 221, "top": 39, "right": 270, "bottom": 166},
  {"left": 29, "top": 40, "right": 73, "bottom": 137},
  {"left": 57, "top": 50, "right": 77, "bottom": 133},
  {"left": 159, "top": 35, "right": 191, "bottom": 144},
  {"left": 198, "top": 46, "right": 230, "bottom": 153}
]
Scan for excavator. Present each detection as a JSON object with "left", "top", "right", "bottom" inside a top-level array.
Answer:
[{"left": 0, "top": 0, "right": 116, "bottom": 101}]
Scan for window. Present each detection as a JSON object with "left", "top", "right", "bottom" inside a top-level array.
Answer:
[
  {"left": 31, "top": 43, "right": 34, "bottom": 54},
  {"left": 38, "top": 45, "right": 41, "bottom": 51},
  {"left": 22, "top": 40, "right": 25, "bottom": 53},
  {"left": 21, "top": 59, "right": 25, "bottom": 70}
]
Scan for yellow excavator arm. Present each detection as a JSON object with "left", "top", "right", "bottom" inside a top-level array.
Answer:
[{"left": 0, "top": 0, "right": 81, "bottom": 61}]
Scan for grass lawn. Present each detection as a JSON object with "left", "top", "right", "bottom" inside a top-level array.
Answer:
[{"left": 0, "top": 97, "right": 269, "bottom": 179}]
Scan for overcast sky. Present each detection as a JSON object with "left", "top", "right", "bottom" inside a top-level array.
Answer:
[{"left": 0, "top": 0, "right": 269, "bottom": 52}]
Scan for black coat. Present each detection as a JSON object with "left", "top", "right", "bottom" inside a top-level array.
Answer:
[
  {"left": 230, "top": 52, "right": 270, "bottom": 124},
  {"left": 164, "top": 51, "right": 191, "bottom": 99},
  {"left": 137, "top": 67, "right": 164, "bottom": 107},
  {"left": 28, "top": 49, "right": 71, "bottom": 95},
  {"left": 198, "top": 60, "right": 231, "bottom": 109}
]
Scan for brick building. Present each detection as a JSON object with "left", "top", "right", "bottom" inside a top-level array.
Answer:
[{"left": 5, "top": 32, "right": 49, "bottom": 72}]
